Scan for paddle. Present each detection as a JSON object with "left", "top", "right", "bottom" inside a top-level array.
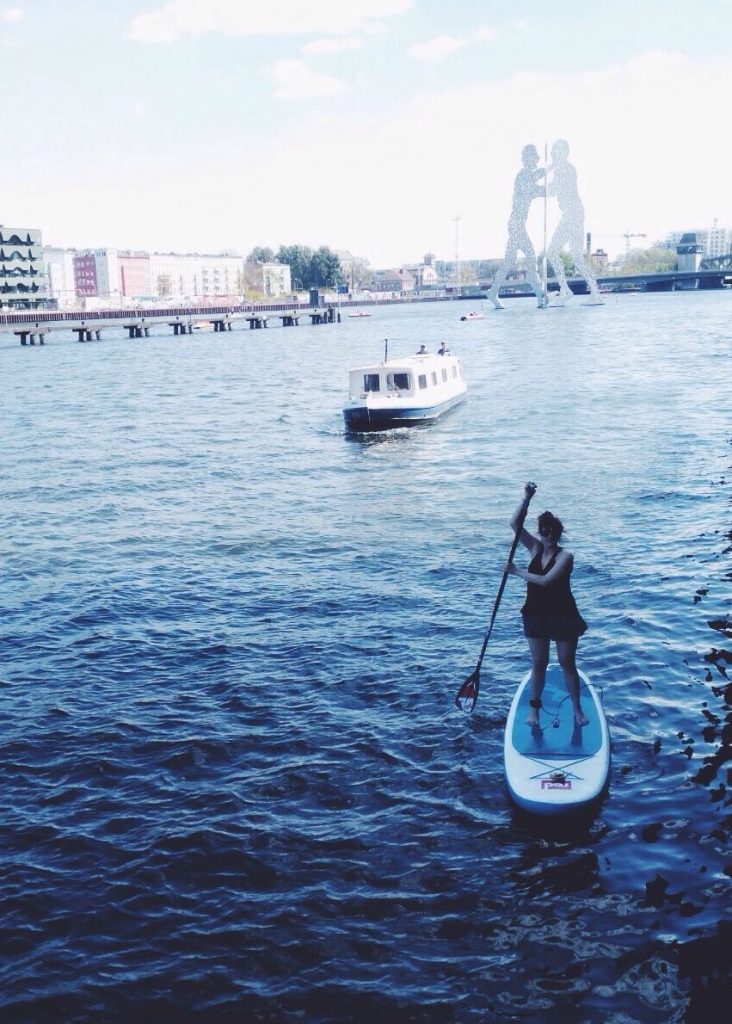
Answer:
[{"left": 455, "top": 483, "right": 536, "bottom": 713}]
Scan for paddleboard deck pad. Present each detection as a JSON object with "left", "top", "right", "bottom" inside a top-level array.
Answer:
[{"left": 503, "top": 664, "right": 610, "bottom": 815}]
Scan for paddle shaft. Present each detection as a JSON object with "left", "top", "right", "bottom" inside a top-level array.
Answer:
[{"left": 473, "top": 494, "right": 533, "bottom": 673}]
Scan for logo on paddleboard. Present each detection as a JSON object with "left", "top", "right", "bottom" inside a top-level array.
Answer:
[{"left": 541, "top": 773, "right": 572, "bottom": 790}]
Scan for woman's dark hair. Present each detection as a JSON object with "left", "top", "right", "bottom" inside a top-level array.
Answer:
[{"left": 538, "top": 510, "right": 563, "bottom": 540}]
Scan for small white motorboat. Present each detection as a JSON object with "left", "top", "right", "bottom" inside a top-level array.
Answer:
[
  {"left": 503, "top": 664, "right": 610, "bottom": 816},
  {"left": 343, "top": 348, "right": 467, "bottom": 432},
  {"left": 348, "top": 310, "right": 371, "bottom": 318},
  {"left": 460, "top": 311, "right": 484, "bottom": 321}
]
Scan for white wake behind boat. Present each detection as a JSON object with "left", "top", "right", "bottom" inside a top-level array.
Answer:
[
  {"left": 504, "top": 664, "right": 610, "bottom": 816},
  {"left": 343, "top": 349, "right": 467, "bottom": 432}
]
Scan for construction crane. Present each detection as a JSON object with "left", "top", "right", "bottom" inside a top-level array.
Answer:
[
  {"left": 587, "top": 231, "right": 647, "bottom": 261},
  {"left": 623, "top": 232, "right": 647, "bottom": 259}
]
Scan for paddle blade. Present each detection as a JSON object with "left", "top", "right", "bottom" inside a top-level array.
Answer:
[{"left": 455, "top": 669, "right": 480, "bottom": 714}]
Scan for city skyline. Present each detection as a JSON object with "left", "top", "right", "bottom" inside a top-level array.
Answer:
[{"left": 4, "top": 1, "right": 732, "bottom": 267}]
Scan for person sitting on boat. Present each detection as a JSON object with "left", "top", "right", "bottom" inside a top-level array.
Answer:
[
  {"left": 416, "top": 344, "right": 428, "bottom": 354},
  {"left": 438, "top": 341, "right": 449, "bottom": 355},
  {"left": 505, "top": 483, "right": 588, "bottom": 727}
]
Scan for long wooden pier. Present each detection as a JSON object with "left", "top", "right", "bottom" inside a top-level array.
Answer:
[{"left": 0, "top": 303, "right": 342, "bottom": 344}]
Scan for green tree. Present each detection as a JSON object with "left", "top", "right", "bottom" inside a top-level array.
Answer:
[
  {"left": 275, "top": 244, "right": 343, "bottom": 289},
  {"left": 246, "top": 246, "right": 276, "bottom": 263},
  {"left": 621, "top": 246, "right": 676, "bottom": 275},
  {"left": 310, "top": 246, "right": 342, "bottom": 288},
  {"left": 276, "top": 245, "right": 313, "bottom": 288}
]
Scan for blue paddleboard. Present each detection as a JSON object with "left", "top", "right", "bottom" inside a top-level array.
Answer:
[{"left": 503, "top": 664, "right": 610, "bottom": 815}]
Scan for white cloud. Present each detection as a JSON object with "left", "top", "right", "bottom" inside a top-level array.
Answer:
[
  {"left": 361, "top": 21, "right": 389, "bottom": 36},
  {"left": 1, "top": 6, "right": 24, "bottom": 21},
  {"left": 271, "top": 59, "right": 347, "bottom": 100},
  {"left": 408, "top": 25, "right": 495, "bottom": 63},
  {"left": 130, "top": 0, "right": 411, "bottom": 44},
  {"left": 302, "top": 36, "right": 362, "bottom": 55},
  {"left": 408, "top": 34, "right": 463, "bottom": 63}
]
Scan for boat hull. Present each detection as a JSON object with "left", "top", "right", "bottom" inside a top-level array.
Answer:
[
  {"left": 503, "top": 665, "right": 610, "bottom": 816},
  {"left": 343, "top": 390, "right": 467, "bottom": 431}
]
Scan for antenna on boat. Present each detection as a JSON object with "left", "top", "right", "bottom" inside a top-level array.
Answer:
[{"left": 384, "top": 338, "right": 388, "bottom": 362}]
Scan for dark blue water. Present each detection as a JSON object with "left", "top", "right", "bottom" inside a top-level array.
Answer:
[{"left": 1, "top": 292, "right": 731, "bottom": 1021}]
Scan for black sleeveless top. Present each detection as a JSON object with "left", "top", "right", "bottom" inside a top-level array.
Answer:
[{"left": 521, "top": 548, "right": 583, "bottom": 623}]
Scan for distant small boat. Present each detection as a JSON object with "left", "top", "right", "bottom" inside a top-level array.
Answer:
[
  {"left": 343, "top": 350, "right": 467, "bottom": 432},
  {"left": 460, "top": 311, "right": 484, "bottom": 321},
  {"left": 349, "top": 310, "right": 371, "bottom": 318},
  {"left": 193, "top": 320, "right": 213, "bottom": 330}
]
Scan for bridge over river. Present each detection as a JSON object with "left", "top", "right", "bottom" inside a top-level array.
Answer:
[
  {"left": 493, "top": 266, "right": 732, "bottom": 299},
  {"left": 596, "top": 267, "right": 732, "bottom": 293}
]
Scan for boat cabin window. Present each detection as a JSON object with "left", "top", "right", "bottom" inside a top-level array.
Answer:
[
  {"left": 431, "top": 371, "right": 438, "bottom": 386},
  {"left": 363, "top": 373, "right": 380, "bottom": 392},
  {"left": 441, "top": 368, "right": 448, "bottom": 382},
  {"left": 418, "top": 374, "right": 427, "bottom": 389},
  {"left": 386, "top": 371, "right": 411, "bottom": 391},
  {"left": 452, "top": 365, "right": 457, "bottom": 378}
]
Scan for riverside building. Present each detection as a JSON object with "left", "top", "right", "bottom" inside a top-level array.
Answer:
[
  {"left": 42, "top": 247, "right": 292, "bottom": 307},
  {"left": 1, "top": 225, "right": 49, "bottom": 309}
]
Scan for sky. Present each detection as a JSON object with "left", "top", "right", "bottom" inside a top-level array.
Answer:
[{"left": 3, "top": 0, "right": 732, "bottom": 266}]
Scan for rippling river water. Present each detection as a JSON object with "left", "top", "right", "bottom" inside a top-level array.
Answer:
[{"left": 1, "top": 291, "right": 731, "bottom": 1022}]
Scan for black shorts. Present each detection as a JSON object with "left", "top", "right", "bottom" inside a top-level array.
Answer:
[{"left": 522, "top": 612, "right": 588, "bottom": 642}]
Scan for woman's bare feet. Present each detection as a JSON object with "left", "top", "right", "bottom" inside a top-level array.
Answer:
[{"left": 574, "top": 705, "right": 589, "bottom": 726}]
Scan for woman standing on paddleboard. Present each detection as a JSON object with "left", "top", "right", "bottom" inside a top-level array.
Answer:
[{"left": 505, "top": 483, "right": 588, "bottom": 727}]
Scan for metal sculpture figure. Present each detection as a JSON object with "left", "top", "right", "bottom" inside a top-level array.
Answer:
[
  {"left": 487, "top": 144, "right": 545, "bottom": 309},
  {"left": 546, "top": 140, "right": 600, "bottom": 303}
]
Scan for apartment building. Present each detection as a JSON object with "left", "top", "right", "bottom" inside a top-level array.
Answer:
[{"left": 1, "top": 225, "right": 49, "bottom": 309}]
